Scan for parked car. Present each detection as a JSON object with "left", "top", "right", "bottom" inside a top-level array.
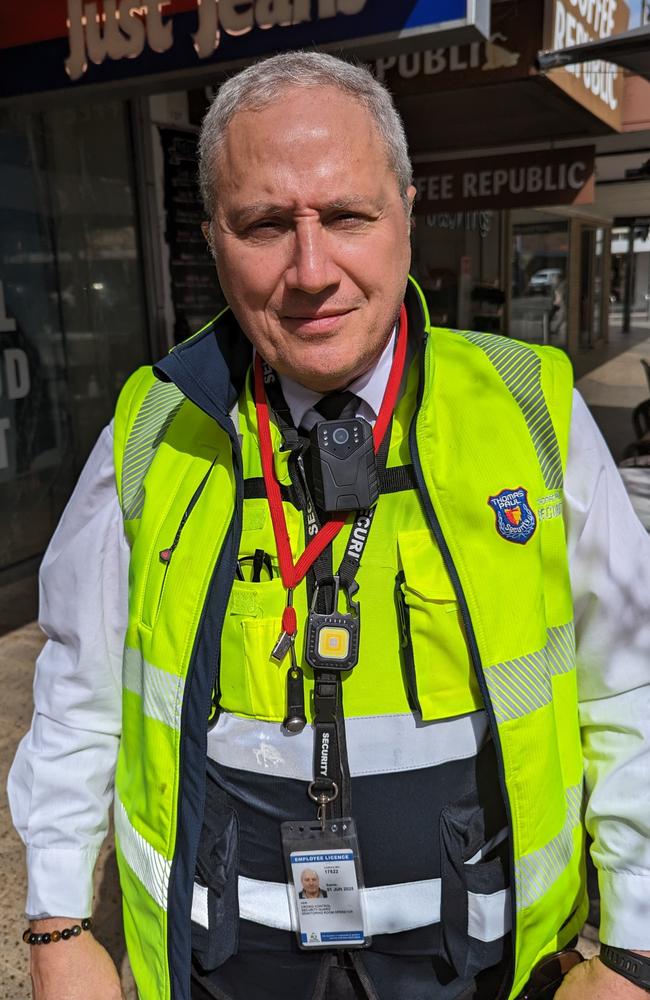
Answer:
[{"left": 527, "top": 268, "right": 563, "bottom": 294}]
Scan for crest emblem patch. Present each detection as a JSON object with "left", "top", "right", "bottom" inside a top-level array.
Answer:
[{"left": 488, "top": 487, "right": 537, "bottom": 544}]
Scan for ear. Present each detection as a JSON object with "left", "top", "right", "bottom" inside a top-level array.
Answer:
[{"left": 202, "top": 221, "right": 216, "bottom": 259}]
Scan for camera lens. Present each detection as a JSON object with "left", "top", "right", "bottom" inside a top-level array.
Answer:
[{"left": 333, "top": 427, "right": 349, "bottom": 446}]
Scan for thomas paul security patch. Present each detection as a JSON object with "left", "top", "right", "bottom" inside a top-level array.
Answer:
[{"left": 487, "top": 487, "right": 537, "bottom": 544}]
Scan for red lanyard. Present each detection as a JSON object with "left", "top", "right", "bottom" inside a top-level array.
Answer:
[{"left": 253, "top": 304, "right": 408, "bottom": 613}]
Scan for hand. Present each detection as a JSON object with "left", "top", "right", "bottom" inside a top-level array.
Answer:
[
  {"left": 29, "top": 918, "right": 125, "bottom": 1000},
  {"left": 555, "top": 955, "right": 649, "bottom": 999}
]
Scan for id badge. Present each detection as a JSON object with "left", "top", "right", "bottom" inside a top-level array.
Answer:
[{"left": 281, "top": 818, "right": 369, "bottom": 950}]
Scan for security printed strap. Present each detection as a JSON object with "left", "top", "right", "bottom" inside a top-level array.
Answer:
[{"left": 308, "top": 512, "right": 375, "bottom": 820}]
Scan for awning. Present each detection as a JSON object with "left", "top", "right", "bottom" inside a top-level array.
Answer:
[{"left": 537, "top": 23, "right": 650, "bottom": 80}]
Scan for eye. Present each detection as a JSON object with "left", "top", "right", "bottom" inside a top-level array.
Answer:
[
  {"left": 244, "top": 218, "right": 287, "bottom": 238},
  {"left": 327, "top": 211, "right": 371, "bottom": 228}
]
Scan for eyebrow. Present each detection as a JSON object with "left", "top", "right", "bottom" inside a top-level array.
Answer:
[{"left": 227, "top": 196, "right": 377, "bottom": 228}]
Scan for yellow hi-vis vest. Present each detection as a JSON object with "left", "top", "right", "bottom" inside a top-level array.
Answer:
[{"left": 112, "top": 280, "right": 584, "bottom": 1000}]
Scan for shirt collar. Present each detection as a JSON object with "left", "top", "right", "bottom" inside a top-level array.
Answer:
[{"left": 278, "top": 326, "right": 396, "bottom": 430}]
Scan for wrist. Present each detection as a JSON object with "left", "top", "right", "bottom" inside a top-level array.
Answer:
[
  {"left": 599, "top": 945, "right": 650, "bottom": 993},
  {"left": 25, "top": 916, "right": 92, "bottom": 946}
]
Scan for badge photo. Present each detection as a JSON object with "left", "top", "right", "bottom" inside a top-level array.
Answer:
[{"left": 487, "top": 487, "right": 537, "bottom": 544}]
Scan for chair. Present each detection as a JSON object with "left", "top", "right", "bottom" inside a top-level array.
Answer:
[
  {"left": 633, "top": 398, "right": 650, "bottom": 439},
  {"left": 623, "top": 398, "right": 650, "bottom": 459},
  {"left": 641, "top": 360, "right": 650, "bottom": 395}
]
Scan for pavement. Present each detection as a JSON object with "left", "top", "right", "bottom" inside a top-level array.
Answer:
[{"left": 3, "top": 317, "right": 648, "bottom": 997}]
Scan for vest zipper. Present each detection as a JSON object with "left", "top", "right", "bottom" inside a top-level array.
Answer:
[
  {"left": 395, "top": 570, "right": 422, "bottom": 715},
  {"left": 155, "top": 459, "right": 217, "bottom": 621},
  {"left": 166, "top": 424, "right": 243, "bottom": 1000},
  {"left": 408, "top": 340, "right": 517, "bottom": 1000}
]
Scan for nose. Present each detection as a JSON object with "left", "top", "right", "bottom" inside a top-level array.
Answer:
[{"left": 285, "top": 217, "right": 339, "bottom": 294}]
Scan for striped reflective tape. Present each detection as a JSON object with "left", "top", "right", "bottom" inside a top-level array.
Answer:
[
  {"left": 208, "top": 710, "right": 490, "bottom": 781},
  {"left": 114, "top": 793, "right": 171, "bottom": 911},
  {"left": 516, "top": 784, "right": 583, "bottom": 912},
  {"left": 459, "top": 331, "right": 563, "bottom": 491},
  {"left": 123, "top": 647, "right": 184, "bottom": 732},
  {"left": 191, "top": 875, "right": 511, "bottom": 942},
  {"left": 485, "top": 622, "right": 576, "bottom": 724},
  {"left": 121, "top": 381, "right": 184, "bottom": 521}
]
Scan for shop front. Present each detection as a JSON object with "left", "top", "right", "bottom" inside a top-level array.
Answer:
[
  {"left": 409, "top": 144, "right": 610, "bottom": 355},
  {"left": 371, "top": 0, "right": 628, "bottom": 356}
]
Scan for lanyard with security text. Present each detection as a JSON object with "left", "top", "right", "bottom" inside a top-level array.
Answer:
[
  {"left": 253, "top": 304, "right": 407, "bottom": 596},
  {"left": 254, "top": 304, "right": 408, "bottom": 818}
]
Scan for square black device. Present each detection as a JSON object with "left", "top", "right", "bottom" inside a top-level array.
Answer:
[{"left": 309, "top": 418, "right": 379, "bottom": 512}]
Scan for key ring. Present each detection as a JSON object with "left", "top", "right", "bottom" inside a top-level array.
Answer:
[{"left": 308, "top": 781, "right": 339, "bottom": 830}]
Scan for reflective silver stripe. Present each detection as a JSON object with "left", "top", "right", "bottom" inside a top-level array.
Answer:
[
  {"left": 192, "top": 883, "right": 208, "bottom": 927},
  {"left": 121, "top": 381, "right": 184, "bottom": 520},
  {"left": 516, "top": 784, "right": 583, "bottom": 911},
  {"left": 114, "top": 793, "right": 171, "bottom": 910},
  {"left": 210, "top": 876, "right": 511, "bottom": 940},
  {"left": 546, "top": 621, "right": 576, "bottom": 677},
  {"left": 208, "top": 710, "right": 489, "bottom": 780},
  {"left": 459, "top": 331, "right": 563, "bottom": 490},
  {"left": 485, "top": 623, "right": 576, "bottom": 724},
  {"left": 123, "top": 647, "right": 184, "bottom": 731}
]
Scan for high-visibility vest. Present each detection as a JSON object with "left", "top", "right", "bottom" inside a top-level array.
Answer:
[{"left": 113, "top": 278, "right": 584, "bottom": 1000}]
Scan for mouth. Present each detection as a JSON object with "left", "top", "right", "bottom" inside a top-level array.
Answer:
[{"left": 281, "top": 309, "right": 353, "bottom": 334}]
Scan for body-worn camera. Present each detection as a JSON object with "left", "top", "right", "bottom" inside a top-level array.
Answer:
[{"left": 309, "top": 418, "right": 379, "bottom": 512}]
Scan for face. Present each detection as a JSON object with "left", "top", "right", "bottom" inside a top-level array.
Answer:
[
  {"left": 207, "top": 86, "right": 416, "bottom": 392},
  {"left": 301, "top": 870, "right": 320, "bottom": 895}
]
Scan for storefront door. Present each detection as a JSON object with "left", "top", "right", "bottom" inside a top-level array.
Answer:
[{"left": 579, "top": 225, "right": 606, "bottom": 349}]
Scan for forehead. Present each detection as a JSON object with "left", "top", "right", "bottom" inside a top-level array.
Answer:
[{"left": 215, "top": 86, "right": 394, "bottom": 209}]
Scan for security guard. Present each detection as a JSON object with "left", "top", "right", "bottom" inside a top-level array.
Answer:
[{"left": 9, "top": 52, "right": 650, "bottom": 1000}]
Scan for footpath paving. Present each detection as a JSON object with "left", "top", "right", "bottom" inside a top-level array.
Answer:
[
  {"left": 0, "top": 624, "right": 137, "bottom": 999},
  {"left": 4, "top": 321, "right": 648, "bottom": 997}
]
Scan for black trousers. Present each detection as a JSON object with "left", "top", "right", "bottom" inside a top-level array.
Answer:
[{"left": 190, "top": 950, "right": 503, "bottom": 1000}]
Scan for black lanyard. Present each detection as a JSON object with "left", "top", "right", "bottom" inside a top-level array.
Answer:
[{"left": 264, "top": 370, "right": 382, "bottom": 820}]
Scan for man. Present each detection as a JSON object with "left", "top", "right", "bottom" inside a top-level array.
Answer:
[
  {"left": 8, "top": 51, "right": 650, "bottom": 1000},
  {"left": 299, "top": 870, "right": 328, "bottom": 900}
]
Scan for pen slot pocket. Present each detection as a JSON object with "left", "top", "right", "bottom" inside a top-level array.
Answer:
[
  {"left": 191, "top": 786, "right": 240, "bottom": 972},
  {"left": 220, "top": 576, "right": 288, "bottom": 721}
]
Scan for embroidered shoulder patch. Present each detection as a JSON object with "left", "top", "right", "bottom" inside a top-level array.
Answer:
[{"left": 487, "top": 487, "right": 537, "bottom": 544}]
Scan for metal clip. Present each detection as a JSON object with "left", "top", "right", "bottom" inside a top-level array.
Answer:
[
  {"left": 271, "top": 588, "right": 295, "bottom": 662},
  {"left": 308, "top": 781, "right": 339, "bottom": 830}
]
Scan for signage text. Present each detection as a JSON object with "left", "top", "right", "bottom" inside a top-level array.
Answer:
[
  {"left": 65, "top": 0, "right": 368, "bottom": 81},
  {"left": 413, "top": 147, "right": 596, "bottom": 212}
]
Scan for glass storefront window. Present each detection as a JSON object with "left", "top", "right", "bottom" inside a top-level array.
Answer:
[
  {"left": 411, "top": 209, "right": 503, "bottom": 332},
  {"left": 0, "top": 100, "right": 149, "bottom": 571},
  {"left": 510, "top": 214, "right": 569, "bottom": 347}
]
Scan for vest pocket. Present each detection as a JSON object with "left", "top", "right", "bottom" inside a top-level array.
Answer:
[
  {"left": 439, "top": 795, "right": 508, "bottom": 981},
  {"left": 397, "top": 530, "right": 482, "bottom": 721},
  {"left": 191, "top": 785, "right": 240, "bottom": 972},
  {"left": 220, "top": 577, "right": 287, "bottom": 721}
]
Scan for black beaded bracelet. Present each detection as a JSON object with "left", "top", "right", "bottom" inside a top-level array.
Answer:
[{"left": 22, "top": 917, "right": 92, "bottom": 945}]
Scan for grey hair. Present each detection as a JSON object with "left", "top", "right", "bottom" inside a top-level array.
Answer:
[{"left": 198, "top": 50, "right": 412, "bottom": 219}]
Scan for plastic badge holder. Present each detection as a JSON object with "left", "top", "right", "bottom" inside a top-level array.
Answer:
[{"left": 281, "top": 818, "right": 370, "bottom": 950}]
